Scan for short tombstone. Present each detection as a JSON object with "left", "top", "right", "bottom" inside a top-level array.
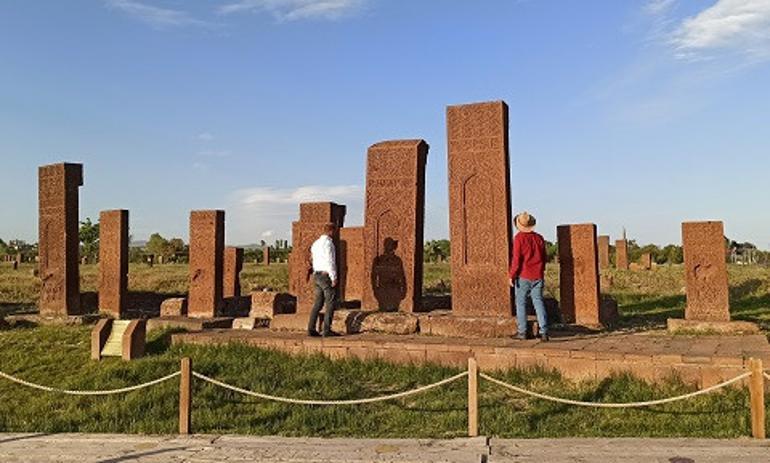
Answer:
[
  {"left": 262, "top": 246, "right": 270, "bottom": 266},
  {"left": 188, "top": 210, "right": 225, "bottom": 318},
  {"left": 38, "top": 162, "right": 84, "bottom": 317},
  {"left": 223, "top": 247, "right": 244, "bottom": 299},
  {"left": 251, "top": 291, "right": 295, "bottom": 319},
  {"left": 339, "top": 226, "right": 365, "bottom": 305},
  {"left": 667, "top": 221, "right": 759, "bottom": 334},
  {"left": 288, "top": 202, "right": 346, "bottom": 313},
  {"left": 98, "top": 210, "right": 129, "bottom": 318},
  {"left": 91, "top": 319, "right": 146, "bottom": 361},
  {"left": 615, "top": 239, "right": 629, "bottom": 270},
  {"left": 640, "top": 252, "right": 652, "bottom": 271},
  {"left": 598, "top": 235, "right": 610, "bottom": 270},
  {"left": 11, "top": 261, "right": 18, "bottom": 271},
  {"left": 557, "top": 224, "right": 610, "bottom": 327},
  {"left": 160, "top": 297, "right": 188, "bottom": 317}
]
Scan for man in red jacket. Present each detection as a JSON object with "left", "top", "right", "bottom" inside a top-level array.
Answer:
[{"left": 509, "top": 211, "right": 549, "bottom": 341}]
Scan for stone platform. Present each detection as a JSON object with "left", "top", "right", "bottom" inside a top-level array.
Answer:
[
  {"left": 147, "top": 316, "right": 233, "bottom": 332},
  {"left": 171, "top": 329, "right": 770, "bottom": 386}
]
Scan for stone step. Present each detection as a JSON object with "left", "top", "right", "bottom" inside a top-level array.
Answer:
[{"left": 101, "top": 320, "right": 131, "bottom": 357}]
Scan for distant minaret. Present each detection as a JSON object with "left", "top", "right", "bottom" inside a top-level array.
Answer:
[{"left": 622, "top": 227, "right": 627, "bottom": 241}]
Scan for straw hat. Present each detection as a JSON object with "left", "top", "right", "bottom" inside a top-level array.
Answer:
[{"left": 514, "top": 211, "right": 536, "bottom": 232}]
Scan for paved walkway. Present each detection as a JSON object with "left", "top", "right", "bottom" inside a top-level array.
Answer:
[{"left": 1, "top": 434, "right": 769, "bottom": 462}]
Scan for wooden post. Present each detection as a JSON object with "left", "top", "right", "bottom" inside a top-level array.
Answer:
[
  {"left": 748, "top": 358, "right": 766, "bottom": 439},
  {"left": 468, "top": 357, "right": 478, "bottom": 437},
  {"left": 179, "top": 357, "right": 192, "bottom": 435}
]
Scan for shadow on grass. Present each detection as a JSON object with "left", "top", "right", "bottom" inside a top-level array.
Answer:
[
  {"left": 145, "top": 328, "right": 188, "bottom": 355},
  {"left": 614, "top": 294, "right": 685, "bottom": 329}
]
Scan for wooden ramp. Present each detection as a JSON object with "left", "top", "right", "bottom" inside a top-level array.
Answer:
[{"left": 91, "top": 319, "right": 147, "bottom": 361}]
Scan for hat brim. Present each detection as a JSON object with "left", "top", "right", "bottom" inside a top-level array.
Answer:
[{"left": 515, "top": 223, "right": 536, "bottom": 232}]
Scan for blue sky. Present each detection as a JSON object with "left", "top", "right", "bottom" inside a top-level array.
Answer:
[{"left": 1, "top": 0, "right": 769, "bottom": 248}]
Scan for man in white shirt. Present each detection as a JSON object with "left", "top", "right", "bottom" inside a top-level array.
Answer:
[{"left": 307, "top": 223, "right": 338, "bottom": 337}]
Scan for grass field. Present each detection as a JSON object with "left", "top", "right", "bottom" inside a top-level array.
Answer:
[{"left": 0, "top": 261, "right": 768, "bottom": 437}]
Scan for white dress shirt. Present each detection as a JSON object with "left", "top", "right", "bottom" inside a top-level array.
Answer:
[{"left": 310, "top": 234, "right": 337, "bottom": 282}]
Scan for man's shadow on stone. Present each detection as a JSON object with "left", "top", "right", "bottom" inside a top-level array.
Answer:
[{"left": 371, "top": 238, "right": 406, "bottom": 312}]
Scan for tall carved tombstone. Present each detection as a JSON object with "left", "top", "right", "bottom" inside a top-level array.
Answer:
[
  {"left": 447, "top": 101, "right": 512, "bottom": 317},
  {"left": 188, "top": 210, "right": 225, "bottom": 318},
  {"left": 288, "top": 203, "right": 346, "bottom": 313},
  {"left": 615, "top": 239, "right": 629, "bottom": 270},
  {"left": 598, "top": 235, "right": 610, "bottom": 270},
  {"left": 558, "top": 224, "right": 601, "bottom": 326},
  {"left": 99, "top": 210, "right": 129, "bottom": 318},
  {"left": 339, "top": 226, "right": 365, "bottom": 303},
  {"left": 223, "top": 247, "right": 244, "bottom": 298},
  {"left": 362, "top": 140, "right": 428, "bottom": 312},
  {"left": 38, "top": 163, "right": 83, "bottom": 316},
  {"left": 682, "top": 221, "right": 730, "bottom": 322}
]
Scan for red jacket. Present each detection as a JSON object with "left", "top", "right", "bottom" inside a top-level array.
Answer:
[{"left": 508, "top": 231, "right": 546, "bottom": 280}]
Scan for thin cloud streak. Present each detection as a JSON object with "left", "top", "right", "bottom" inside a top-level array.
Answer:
[
  {"left": 218, "top": 0, "right": 365, "bottom": 21},
  {"left": 105, "top": 0, "right": 216, "bottom": 29}
]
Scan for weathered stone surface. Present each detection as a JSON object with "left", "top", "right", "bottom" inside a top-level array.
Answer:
[
  {"left": 188, "top": 210, "right": 225, "bottom": 318},
  {"left": 600, "top": 296, "right": 619, "bottom": 326},
  {"left": 147, "top": 316, "right": 233, "bottom": 332},
  {"left": 359, "top": 312, "right": 419, "bottom": 335},
  {"left": 421, "top": 313, "right": 518, "bottom": 338},
  {"left": 270, "top": 313, "right": 311, "bottom": 332},
  {"left": 262, "top": 246, "right": 270, "bottom": 266},
  {"left": 122, "top": 320, "right": 146, "bottom": 360},
  {"left": 667, "top": 318, "right": 759, "bottom": 334},
  {"left": 447, "top": 101, "right": 512, "bottom": 317},
  {"left": 615, "top": 239, "right": 629, "bottom": 270},
  {"left": 38, "top": 163, "right": 83, "bottom": 316},
  {"left": 160, "top": 297, "right": 187, "bottom": 317},
  {"left": 91, "top": 319, "right": 112, "bottom": 360},
  {"left": 640, "top": 252, "right": 652, "bottom": 270},
  {"left": 558, "top": 224, "right": 602, "bottom": 326},
  {"left": 288, "top": 202, "right": 346, "bottom": 313},
  {"left": 233, "top": 317, "right": 269, "bottom": 330},
  {"left": 98, "top": 210, "right": 129, "bottom": 318},
  {"left": 339, "top": 226, "right": 365, "bottom": 304},
  {"left": 223, "top": 247, "right": 244, "bottom": 298},
  {"left": 362, "top": 140, "right": 428, "bottom": 312},
  {"left": 682, "top": 221, "right": 730, "bottom": 322},
  {"left": 598, "top": 235, "right": 610, "bottom": 270},
  {"left": 250, "top": 291, "right": 295, "bottom": 319}
]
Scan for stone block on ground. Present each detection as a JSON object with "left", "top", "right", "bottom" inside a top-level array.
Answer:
[
  {"left": 359, "top": 311, "right": 419, "bottom": 335},
  {"left": 250, "top": 291, "right": 295, "bottom": 319},
  {"left": 160, "top": 298, "right": 187, "bottom": 317},
  {"left": 420, "top": 313, "right": 518, "bottom": 338},
  {"left": 121, "top": 320, "right": 146, "bottom": 360},
  {"left": 147, "top": 316, "right": 233, "bottom": 332},
  {"left": 232, "top": 317, "right": 269, "bottom": 330},
  {"left": 667, "top": 318, "right": 760, "bottom": 335}
]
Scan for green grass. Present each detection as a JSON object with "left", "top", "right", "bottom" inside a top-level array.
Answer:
[{"left": 0, "top": 326, "right": 758, "bottom": 437}]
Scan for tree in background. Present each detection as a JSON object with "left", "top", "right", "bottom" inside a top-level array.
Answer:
[
  {"left": 545, "top": 240, "right": 558, "bottom": 263},
  {"left": 79, "top": 218, "right": 100, "bottom": 263},
  {"left": 424, "top": 240, "right": 450, "bottom": 263}
]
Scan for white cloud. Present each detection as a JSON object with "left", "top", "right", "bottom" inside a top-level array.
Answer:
[
  {"left": 645, "top": 0, "right": 677, "bottom": 16},
  {"left": 105, "top": 0, "right": 214, "bottom": 29},
  {"left": 227, "top": 184, "right": 363, "bottom": 243},
  {"left": 218, "top": 0, "right": 365, "bottom": 21},
  {"left": 197, "top": 132, "right": 214, "bottom": 141},
  {"left": 670, "top": 0, "right": 770, "bottom": 61}
]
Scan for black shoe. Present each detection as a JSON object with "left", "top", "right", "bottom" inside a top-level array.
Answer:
[
  {"left": 308, "top": 330, "right": 321, "bottom": 337},
  {"left": 322, "top": 331, "right": 339, "bottom": 337},
  {"left": 540, "top": 334, "right": 550, "bottom": 342},
  {"left": 515, "top": 333, "right": 528, "bottom": 341}
]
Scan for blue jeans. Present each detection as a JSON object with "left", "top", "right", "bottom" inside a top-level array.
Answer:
[{"left": 515, "top": 278, "right": 548, "bottom": 336}]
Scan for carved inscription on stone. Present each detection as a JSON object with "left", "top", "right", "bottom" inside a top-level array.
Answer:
[
  {"left": 682, "top": 221, "right": 730, "bottom": 322},
  {"left": 188, "top": 210, "right": 225, "bottom": 318}
]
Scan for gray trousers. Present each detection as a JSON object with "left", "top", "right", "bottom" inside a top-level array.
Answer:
[{"left": 307, "top": 272, "right": 337, "bottom": 334}]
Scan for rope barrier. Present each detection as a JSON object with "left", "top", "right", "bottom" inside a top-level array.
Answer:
[
  {"left": 0, "top": 370, "right": 180, "bottom": 396},
  {"left": 479, "top": 372, "right": 751, "bottom": 408},
  {"left": 192, "top": 371, "right": 468, "bottom": 405}
]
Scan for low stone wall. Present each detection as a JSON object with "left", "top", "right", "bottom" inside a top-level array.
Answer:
[{"left": 172, "top": 330, "right": 770, "bottom": 387}]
